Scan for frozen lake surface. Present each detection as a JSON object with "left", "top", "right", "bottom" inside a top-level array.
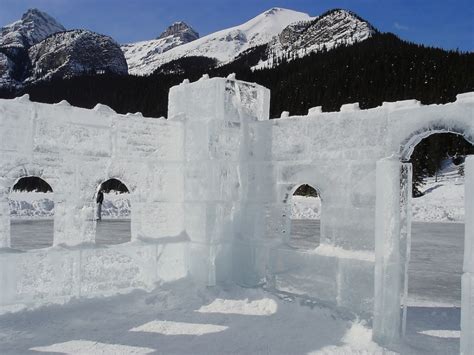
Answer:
[
  {"left": 10, "top": 218, "right": 131, "bottom": 249},
  {"left": 10, "top": 219, "right": 463, "bottom": 304},
  {"left": 10, "top": 219, "right": 464, "bottom": 305}
]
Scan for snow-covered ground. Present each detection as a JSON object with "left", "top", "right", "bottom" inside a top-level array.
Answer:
[{"left": 0, "top": 279, "right": 393, "bottom": 354}]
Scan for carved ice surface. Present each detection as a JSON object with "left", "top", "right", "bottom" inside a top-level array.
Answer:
[{"left": 0, "top": 77, "right": 473, "bottom": 351}]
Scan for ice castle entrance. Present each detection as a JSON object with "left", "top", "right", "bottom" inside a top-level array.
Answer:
[{"left": 373, "top": 145, "right": 473, "bottom": 353}]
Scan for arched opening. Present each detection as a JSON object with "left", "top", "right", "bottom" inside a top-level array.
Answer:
[
  {"left": 288, "top": 184, "right": 321, "bottom": 249},
  {"left": 94, "top": 178, "right": 131, "bottom": 245},
  {"left": 403, "top": 132, "right": 473, "bottom": 352},
  {"left": 9, "top": 176, "right": 54, "bottom": 250}
]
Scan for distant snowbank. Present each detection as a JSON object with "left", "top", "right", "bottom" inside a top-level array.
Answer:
[
  {"left": 9, "top": 191, "right": 130, "bottom": 219},
  {"left": 9, "top": 191, "right": 54, "bottom": 218},
  {"left": 291, "top": 195, "right": 320, "bottom": 219},
  {"left": 412, "top": 161, "right": 465, "bottom": 222}
]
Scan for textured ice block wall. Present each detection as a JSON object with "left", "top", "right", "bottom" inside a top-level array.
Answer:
[
  {"left": 461, "top": 156, "right": 474, "bottom": 354},
  {"left": 0, "top": 96, "right": 187, "bottom": 312},
  {"left": 0, "top": 243, "right": 187, "bottom": 314},
  {"left": 169, "top": 77, "right": 270, "bottom": 122},
  {"left": 254, "top": 93, "right": 473, "bottom": 320}
]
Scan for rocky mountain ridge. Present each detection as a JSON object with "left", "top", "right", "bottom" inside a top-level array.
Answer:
[
  {"left": 0, "top": 8, "right": 65, "bottom": 48},
  {"left": 0, "top": 9, "right": 127, "bottom": 88},
  {"left": 158, "top": 21, "right": 199, "bottom": 42},
  {"left": 28, "top": 30, "right": 127, "bottom": 83},
  {"left": 254, "top": 9, "right": 376, "bottom": 69}
]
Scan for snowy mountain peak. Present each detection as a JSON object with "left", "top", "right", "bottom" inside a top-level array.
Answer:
[
  {"left": 0, "top": 8, "right": 65, "bottom": 48},
  {"left": 123, "top": 7, "right": 310, "bottom": 75},
  {"left": 158, "top": 21, "right": 199, "bottom": 43},
  {"left": 263, "top": 7, "right": 285, "bottom": 15}
]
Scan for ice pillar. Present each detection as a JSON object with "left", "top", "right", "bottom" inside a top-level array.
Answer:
[
  {"left": 53, "top": 194, "right": 96, "bottom": 246},
  {"left": 169, "top": 77, "right": 270, "bottom": 286},
  {"left": 373, "top": 157, "right": 402, "bottom": 346},
  {"left": 130, "top": 195, "right": 142, "bottom": 242},
  {"left": 400, "top": 163, "right": 412, "bottom": 337},
  {"left": 0, "top": 183, "right": 10, "bottom": 248},
  {"left": 461, "top": 155, "right": 474, "bottom": 355}
]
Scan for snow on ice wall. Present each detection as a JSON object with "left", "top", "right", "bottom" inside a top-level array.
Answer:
[{"left": 0, "top": 78, "right": 473, "bottom": 334}]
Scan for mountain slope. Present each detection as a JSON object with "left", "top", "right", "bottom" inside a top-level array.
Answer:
[
  {"left": 123, "top": 7, "right": 311, "bottom": 75},
  {"left": 254, "top": 9, "right": 376, "bottom": 69},
  {"left": 28, "top": 29, "right": 128, "bottom": 83}
]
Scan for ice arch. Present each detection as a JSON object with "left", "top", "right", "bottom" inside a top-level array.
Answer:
[
  {"left": 374, "top": 127, "right": 474, "bottom": 350},
  {"left": 400, "top": 128, "right": 474, "bottom": 162}
]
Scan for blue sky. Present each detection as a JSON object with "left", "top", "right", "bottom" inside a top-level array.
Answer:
[{"left": 1, "top": 0, "right": 473, "bottom": 51}]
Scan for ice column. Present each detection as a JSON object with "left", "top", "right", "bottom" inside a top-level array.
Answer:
[
  {"left": 52, "top": 175, "right": 96, "bottom": 246},
  {"left": 373, "top": 157, "right": 402, "bottom": 346},
  {"left": 0, "top": 181, "right": 10, "bottom": 248},
  {"left": 400, "top": 163, "right": 412, "bottom": 337},
  {"left": 168, "top": 77, "right": 270, "bottom": 286},
  {"left": 461, "top": 155, "right": 474, "bottom": 355}
]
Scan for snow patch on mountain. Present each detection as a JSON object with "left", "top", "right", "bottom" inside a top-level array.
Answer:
[
  {"left": 253, "top": 9, "right": 376, "bottom": 70},
  {"left": 123, "top": 8, "right": 310, "bottom": 76}
]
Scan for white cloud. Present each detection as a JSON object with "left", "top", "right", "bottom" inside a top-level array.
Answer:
[{"left": 394, "top": 22, "right": 410, "bottom": 31}]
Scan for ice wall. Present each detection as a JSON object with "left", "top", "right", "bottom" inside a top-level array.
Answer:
[
  {"left": 461, "top": 156, "right": 474, "bottom": 355},
  {"left": 0, "top": 78, "right": 473, "bottom": 341},
  {"left": 0, "top": 96, "right": 187, "bottom": 313}
]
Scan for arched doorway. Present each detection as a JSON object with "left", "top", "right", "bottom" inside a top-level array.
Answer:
[
  {"left": 373, "top": 129, "right": 474, "bottom": 352},
  {"left": 9, "top": 176, "right": 54, "bottom": 250},
  {"left": 94, "top": 178, "right": 131, "bottom": 245},
  {"left": 288, "top": 184, "right": 321, "bottom": 249},
  {"left": 402, "top": 133, "right": 473, "bottom": 352}
]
